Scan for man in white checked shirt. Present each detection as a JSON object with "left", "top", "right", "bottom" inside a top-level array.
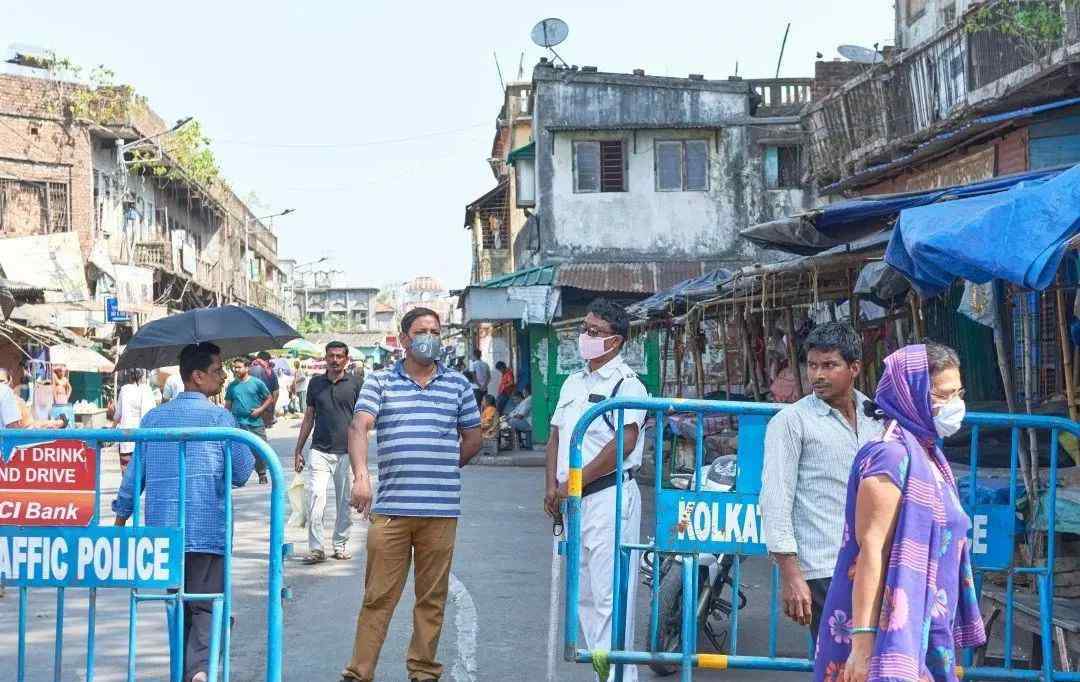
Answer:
[{"left": 760, "top": 322, "right": 883, "bottom": 643}]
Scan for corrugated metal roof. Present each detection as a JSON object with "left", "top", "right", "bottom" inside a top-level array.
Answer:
[
  {"left": 555, "top": 261, "right": 716, "bottom": 294},
  {"left": 478, "top": 265, "right": 557, "bottom": 288}
]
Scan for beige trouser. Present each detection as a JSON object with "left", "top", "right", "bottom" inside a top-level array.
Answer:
[{"left": 342, "top": 514, "right": 458, "bottom": 682}]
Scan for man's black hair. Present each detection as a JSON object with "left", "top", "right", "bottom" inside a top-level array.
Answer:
[
  {"left": 401, "top": 306, "right": 440, "bottom": 335},
  {"left": 180, "top": 342, "right": 222, "bottom": 381},
  {"left": 232, "top": 356, "right": 253, "bottom": 366},
  {"left": 325, "top": 340, "right": 349, "bottom": 354},
  {"left": 473, "top": 349, "right": 482, "bottom": 359},
  {"left": 257, "top": 351, "right": 272, "bottom": 361},
  {"left": 587, "top": 298, "right": 631, "bottom": 340},
  {"left": 804, "top": 321, "right": 862, "bottom": 364},
  {"left": 495, "top": 361, "right": 507, "bottom": 371}
]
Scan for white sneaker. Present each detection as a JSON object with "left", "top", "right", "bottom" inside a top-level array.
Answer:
[{"left": 192, "top": 673, "right": 208, "bottom": 682}]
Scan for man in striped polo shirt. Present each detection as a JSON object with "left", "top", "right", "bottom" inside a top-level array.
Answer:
[{"left": 340, "top": 307, "right": 483, "bottom": 682}]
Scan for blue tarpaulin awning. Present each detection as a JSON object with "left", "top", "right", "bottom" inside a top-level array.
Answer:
[
  {"left": 741, "top": 166, "right": 1072, "bottom": 255},
  {"left": 886, "top": 164, "right": 1080, "bottom": 296}
]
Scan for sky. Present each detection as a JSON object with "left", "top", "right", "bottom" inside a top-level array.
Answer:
[{"left": 7, "top": 1, "right": 894, "bottom": 293}]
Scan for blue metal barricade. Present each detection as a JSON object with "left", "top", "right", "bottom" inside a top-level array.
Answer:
[
  {"left": 0, "top": 426, "right": 286, "bottom": 681},
  {"left": 561, "top": 396, "right": 1080, "bottom": 681}
]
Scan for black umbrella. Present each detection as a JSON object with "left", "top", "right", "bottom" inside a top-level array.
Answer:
[{"left": 116, "top": 305, "right": 300, "bottom": 370}]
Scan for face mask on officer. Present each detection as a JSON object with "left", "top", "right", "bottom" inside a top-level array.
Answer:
[
  {"left": 578, "top": 333, "right": 615, "bottom": 361},
  {"left": 408, "top": 333, "right": 442, "bottom": 365}
]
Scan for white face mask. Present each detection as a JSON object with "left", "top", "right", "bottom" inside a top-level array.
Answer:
[{"left": 933, "top": 397, "right": 966, "bottom": 438}]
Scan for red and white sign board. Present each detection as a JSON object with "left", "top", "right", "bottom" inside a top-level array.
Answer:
[{"left": 0, "top": 439, "right": 97, "bottom": 526}]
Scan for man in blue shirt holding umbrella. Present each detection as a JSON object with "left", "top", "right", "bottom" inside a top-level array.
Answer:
[{"left": 114, "top": 342, "right": 256, "bottom": 682}]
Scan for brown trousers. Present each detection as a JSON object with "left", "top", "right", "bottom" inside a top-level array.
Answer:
[{"left": 342, "top": 514, "right": 458, "bottom": 682}]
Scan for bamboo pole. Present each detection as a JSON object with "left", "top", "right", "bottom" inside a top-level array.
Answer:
[
  {"left": 692, "top": 314, "right": 707, "bottom": 399},
  {"left": 738, "top": 304, "right": 762, "bottom": 401},
  {"left": 674, "top": 325, "right": 685, "bottom": 399},
  {"left": 992, "top": 286, "right": 1038, "bottom": 563},
  {"left": 784, "top": 307, "right": 803, "bottom": 399},
  {"left": 660, "top": 326, "right": 671, "bottom": 396},
  {"left": 1056, "top": 281, "right": 1078, "bottom": 421}
]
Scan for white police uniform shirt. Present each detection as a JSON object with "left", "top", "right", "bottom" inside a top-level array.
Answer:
[
  {"left": 550, "top": 352, "right": 647, "bottom": 681},
  {"left": 551, "top": 354, "right": 648, "bottom": 484}
]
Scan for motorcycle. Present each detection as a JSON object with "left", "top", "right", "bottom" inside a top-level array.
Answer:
[{"left": 639, "top": 455, "right": 747, "bottom": 676}]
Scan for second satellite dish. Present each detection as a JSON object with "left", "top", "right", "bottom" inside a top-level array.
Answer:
[
  {"left": 531, "top": 18, "right": 569, "bottom": 48},
  {"left": 838, "top": 44, "right": 883, "bottom": 64}
]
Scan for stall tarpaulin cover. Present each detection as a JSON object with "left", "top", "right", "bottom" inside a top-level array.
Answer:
[{"left": 885, "top": 164, "right": 1080, "bottom": 296}]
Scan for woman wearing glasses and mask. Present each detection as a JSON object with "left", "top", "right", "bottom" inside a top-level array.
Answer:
[{"left": 814, "top": 343, "right": 985, "bottom": 682}]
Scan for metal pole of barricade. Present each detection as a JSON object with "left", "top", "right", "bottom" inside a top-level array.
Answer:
[{"left": 611, "top": 408, "right": 626, "bottom": 682}]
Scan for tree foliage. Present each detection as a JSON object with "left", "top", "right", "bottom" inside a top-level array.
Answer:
[{"left": 966, "top": 0, "right": 1080, "bottom": 63}]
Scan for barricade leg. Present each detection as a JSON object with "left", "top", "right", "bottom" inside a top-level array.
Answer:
[
  {"left": 680, "top": 556, "right": 695, "bottom": 682},
  {"left": 613, "top": 547, "right": 631, "bottom": 682},
  {"left": 207, "top": 597, "right": 224, "bottom": 682}
]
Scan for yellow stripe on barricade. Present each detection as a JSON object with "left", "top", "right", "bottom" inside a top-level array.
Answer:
[
  {"left": 955, "top": 666, "right": 964, "bottom": 679},
  {"left": 568, "top": 469, "right": 582, "bottom": 497},
  {"left": 697, "top": 654, "right": 728, "bottom": 670}
]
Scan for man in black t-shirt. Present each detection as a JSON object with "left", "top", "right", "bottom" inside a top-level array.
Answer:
[{"left": 293, "top": 341, "right": 363, "bottom": 563}]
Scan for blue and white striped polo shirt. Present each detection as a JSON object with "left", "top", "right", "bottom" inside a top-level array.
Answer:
[{"left": 355, "top": 361, "right": 482, "bottom": 517}]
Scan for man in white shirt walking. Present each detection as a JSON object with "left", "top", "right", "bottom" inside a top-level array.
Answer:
[{"left": 760, "top": 322, "right": 883, "bottom": 642}]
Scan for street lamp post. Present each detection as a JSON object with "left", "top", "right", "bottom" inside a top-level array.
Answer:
[
  {"left": 288, "top": 256, "right": 328, "bottom": 324},
  {"left": 244, "top": 208, "right": 295, "bottom": 307}
]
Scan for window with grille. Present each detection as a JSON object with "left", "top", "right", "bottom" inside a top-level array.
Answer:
[
  {"left": 764, "top": 145, "right": 802, "bottom": 189},
  {"left": 655, "top": 139, "right": 710, "bottom": 191},
  {"left": 0, "top": 179, "right": 70, "bottom": 234},
  {"left": 573, "top": 140, "right": 626, "bottom": 192}
]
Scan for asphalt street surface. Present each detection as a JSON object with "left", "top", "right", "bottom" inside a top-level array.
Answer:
[{"left": 0, "top": 420, "right": 815, "bottom": 681}]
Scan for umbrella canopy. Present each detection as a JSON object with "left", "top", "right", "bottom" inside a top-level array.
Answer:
[
  {"left": 116, "top": 305, "right": 299, "bottom": 370},
  {"left": 284, "top": 338, "right": 322, "bottom": 358},
  {"left": 49, "top": 344, "right": 114, "bottom": 373}
]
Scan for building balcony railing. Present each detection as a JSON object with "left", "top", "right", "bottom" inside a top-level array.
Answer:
[
  {"left": 805, "top": 0, "right": 1080, "bottom": 188},
  {"left": 475, "top": 248, "right": 511, "bottom": 284},
  {"left": 748, "top": 78, "right": 814, "bottom": 117},
  {"left": 133, "top": 241, "right": 174, "bottom": 271}
]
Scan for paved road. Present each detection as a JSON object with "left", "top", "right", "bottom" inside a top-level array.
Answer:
[{"left": 0, "top": 420, "right": 815, "bottom": 680}]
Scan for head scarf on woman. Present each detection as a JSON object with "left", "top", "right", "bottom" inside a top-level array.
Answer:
[{"left": 814, "top": 345, "right": 985, "bottom": 682}]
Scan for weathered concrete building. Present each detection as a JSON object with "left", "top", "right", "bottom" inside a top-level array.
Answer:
[
  {"left": 806, "top": 0, "right": 1080, "bottom": 196},
  {"left": 0, "top": 45, "right": 285, "bottom": 326},
  {"left": 514, "top": 60, "right": 812, "bottom": 271},
  {"left": 295, "top": 285, "right": 379, "bottom": 333}
]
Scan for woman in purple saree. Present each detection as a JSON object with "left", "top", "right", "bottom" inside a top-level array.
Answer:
[{"left": 814, "top": 344, "right": 986, "bottom": 682}]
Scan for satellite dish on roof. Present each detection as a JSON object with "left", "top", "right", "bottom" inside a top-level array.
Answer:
[
  {"left": 838, "top": 44, "right": 883, "bottom": 64},
  {"left": 531, "top": 18, "right": 569, "bottom": 48}
]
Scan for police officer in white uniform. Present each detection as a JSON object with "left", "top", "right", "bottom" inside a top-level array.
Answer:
[{"left": 545, "top": 299, "right": 647, "bottom": 682}]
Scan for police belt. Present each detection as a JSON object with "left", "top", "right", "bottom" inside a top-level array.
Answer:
[{"left": 582, "top": 469, "right": 634, "bottom": 498}]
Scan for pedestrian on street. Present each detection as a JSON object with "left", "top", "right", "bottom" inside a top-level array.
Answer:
[
  {"left": 813, "top": 343, "right": 984, "bottom": 682},
  {"left": 113, "top": 342, "right": 255, "bottom": 682},
  {"left": 113, "top": 369, "right": 156, "bottom": 472},
  {"left": 0, "top": 368, "right": 24, "bottom": 428},
  {"left": 162, "top": 368, "right": 185, "bottom": 403},
  {"left": 480, "top": 394, "right": 499, "bottom": 439},
  {"left": 469, "top": 348, "right": 490, "bottom": 407},
  {"left": 225, "top": 356, "right": 275, "bottom": 484},
  {"left": 507, "top": 387, "right": 532, "bottom": 441},
  {"left": 248, "top": 351, "right": 280, "bottom": 429},
  {"left": 545, "top": 298, "right": 649, "bottom": 682},
  {"left": 494, "top": 360, "right": 514, "bottom": 415},
  {"left": 294, "top": 341, "right": 362, "bottom": 564},
  {"left": 760, "top": 321, "right": 883, "bottom": 643},
  {"left": 339, "top": 307, "right": 482, "bottom": 682}
]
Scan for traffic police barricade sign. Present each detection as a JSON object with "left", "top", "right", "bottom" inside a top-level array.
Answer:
[
  {"left": 560, "top": 396, "right": 1080, "bottom": 682},
  {"left": 0, "top": 427, "right": 286, "bottom": 682}
]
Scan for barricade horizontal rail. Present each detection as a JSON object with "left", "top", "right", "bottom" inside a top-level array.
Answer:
[
  {"left": 0, "top": 426, "right": 285, "bottom": 682},
  {"left": 562, "top": 396, "right": 1080, "bottom": 681}
]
